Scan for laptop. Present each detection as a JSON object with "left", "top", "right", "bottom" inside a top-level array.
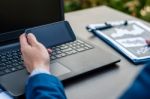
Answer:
[{"left": 0, "top": 0, "right": 120, "bottom": 97}]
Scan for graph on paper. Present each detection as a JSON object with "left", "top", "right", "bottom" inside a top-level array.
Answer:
[{"left": 101, "top": 23, "right": 150, "bottom": 57}]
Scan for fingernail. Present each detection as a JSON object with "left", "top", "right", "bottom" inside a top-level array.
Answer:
[{"left": 28, "top": 33, "right": 32, "bottom": 36}]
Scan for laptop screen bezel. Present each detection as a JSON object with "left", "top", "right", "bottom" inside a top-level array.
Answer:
[{"left": 0, "top": 0, "right": 64, "bottom": 43}]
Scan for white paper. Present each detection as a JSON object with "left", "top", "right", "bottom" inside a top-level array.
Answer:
[
  {"left": 111, "top": 25, "right": 144, "bottom": 38},
  {"left": 116, "top": 37, "right": 147, "bottom": 47}
]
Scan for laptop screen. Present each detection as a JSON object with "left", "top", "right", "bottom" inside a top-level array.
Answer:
[{"left": 0, "top": 0, "right": 64, "bottom": 42}]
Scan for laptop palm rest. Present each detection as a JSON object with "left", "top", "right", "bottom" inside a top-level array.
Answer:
[{"left": 50, "top": 62, "right": 71, "bottom": 76}]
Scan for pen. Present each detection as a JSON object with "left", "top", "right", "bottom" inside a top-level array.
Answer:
[
  {"left": 86, "top": 23, "right": 112, "bottom": 32},
  {"left": 95, "top": 23, "right": 113, "bottom": 30},
  {"left": 87, "top": 20, "right": 128, "bottom": 32}
]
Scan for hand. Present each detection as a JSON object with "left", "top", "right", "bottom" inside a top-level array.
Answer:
[{"left": 19, "top": 33, "right": 52, "bottom": 73}]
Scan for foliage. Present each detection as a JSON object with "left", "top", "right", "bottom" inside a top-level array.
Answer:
[{"left": 64, "top": 0, "right": 150, "bottom": 22}]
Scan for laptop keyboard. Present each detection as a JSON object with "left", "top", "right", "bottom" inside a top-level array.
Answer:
[
  {"left": 51, "top": 40, "right": 93, "bottom": 60},
  {"left": 0, "top": 40, "right": 93, "bottom": 76}
]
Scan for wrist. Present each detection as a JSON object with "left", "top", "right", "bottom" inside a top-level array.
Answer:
[
  {"left": 30, "top": 67, "right": 51, "bottom": 77},
  {"left": 32, "top": 64, "right": 50, "bottom": 73}
]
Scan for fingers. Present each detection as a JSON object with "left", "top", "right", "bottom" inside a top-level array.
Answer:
[
  {"left": 146, "top": 40, "right": 150, "bottom": 46},
  {"left": 47, "top": 48, "right": 52, "bottom": 54},
  {"left": 27, "top": 33, "right": 38, "bottom": 46},
  {"left": 20, "top": 33, "right": 29, "bottom": 49}
]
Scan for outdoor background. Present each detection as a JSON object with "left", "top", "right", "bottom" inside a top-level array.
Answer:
[{"left": 64, "top": 0, "right": 150, "bottom": 22}]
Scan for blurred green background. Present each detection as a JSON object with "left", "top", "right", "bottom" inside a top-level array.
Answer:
[{"left": 64, "top": 0, "right": 150, "bottom": 22}]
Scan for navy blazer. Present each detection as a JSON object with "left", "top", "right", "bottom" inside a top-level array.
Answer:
[
  {"left": 25, "top": 74, "right": 66, "bottom": 99},
  {"left": 25, "top": 63, "right": 150, "bottom": 99},
  {"left": 120, "top": 63, "right": 150, "bottom": 99}
]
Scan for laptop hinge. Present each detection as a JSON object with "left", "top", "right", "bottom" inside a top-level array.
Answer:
[{"left": 0, "top": 29, "right": 24, "bottom": 43}]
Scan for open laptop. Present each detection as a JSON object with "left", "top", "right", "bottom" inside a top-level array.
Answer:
[{"left": 0, "top": 0, "right": 120, "bottom": 97}]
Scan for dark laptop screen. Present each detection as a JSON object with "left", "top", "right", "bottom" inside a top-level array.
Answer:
[{"left": 0, "top": 0, "right": 64, "bottom": 34}]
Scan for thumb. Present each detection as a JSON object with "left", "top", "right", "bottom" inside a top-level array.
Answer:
[{"left": 27, "top": 33, "right": 38, "bottom": 46}]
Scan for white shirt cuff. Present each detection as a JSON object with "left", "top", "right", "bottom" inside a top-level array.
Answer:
[{"left": 30, "top": 67, "right": 51, "bottom": 77}]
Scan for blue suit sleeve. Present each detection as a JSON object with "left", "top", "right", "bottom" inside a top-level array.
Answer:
[
  {"left": 120, "top": 63, "right": 150, "bottom": 99},
  {"left": 25, "top": 74, "right": 67, "bottom": 99}
]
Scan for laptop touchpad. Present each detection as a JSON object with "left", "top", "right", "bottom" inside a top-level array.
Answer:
[{"left": 50, "top": 62, "right": 71, "bottom": 76}]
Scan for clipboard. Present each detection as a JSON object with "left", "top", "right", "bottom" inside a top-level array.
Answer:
[{"left": 87, "top": 20, "right": 150, "bottom": 64}]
